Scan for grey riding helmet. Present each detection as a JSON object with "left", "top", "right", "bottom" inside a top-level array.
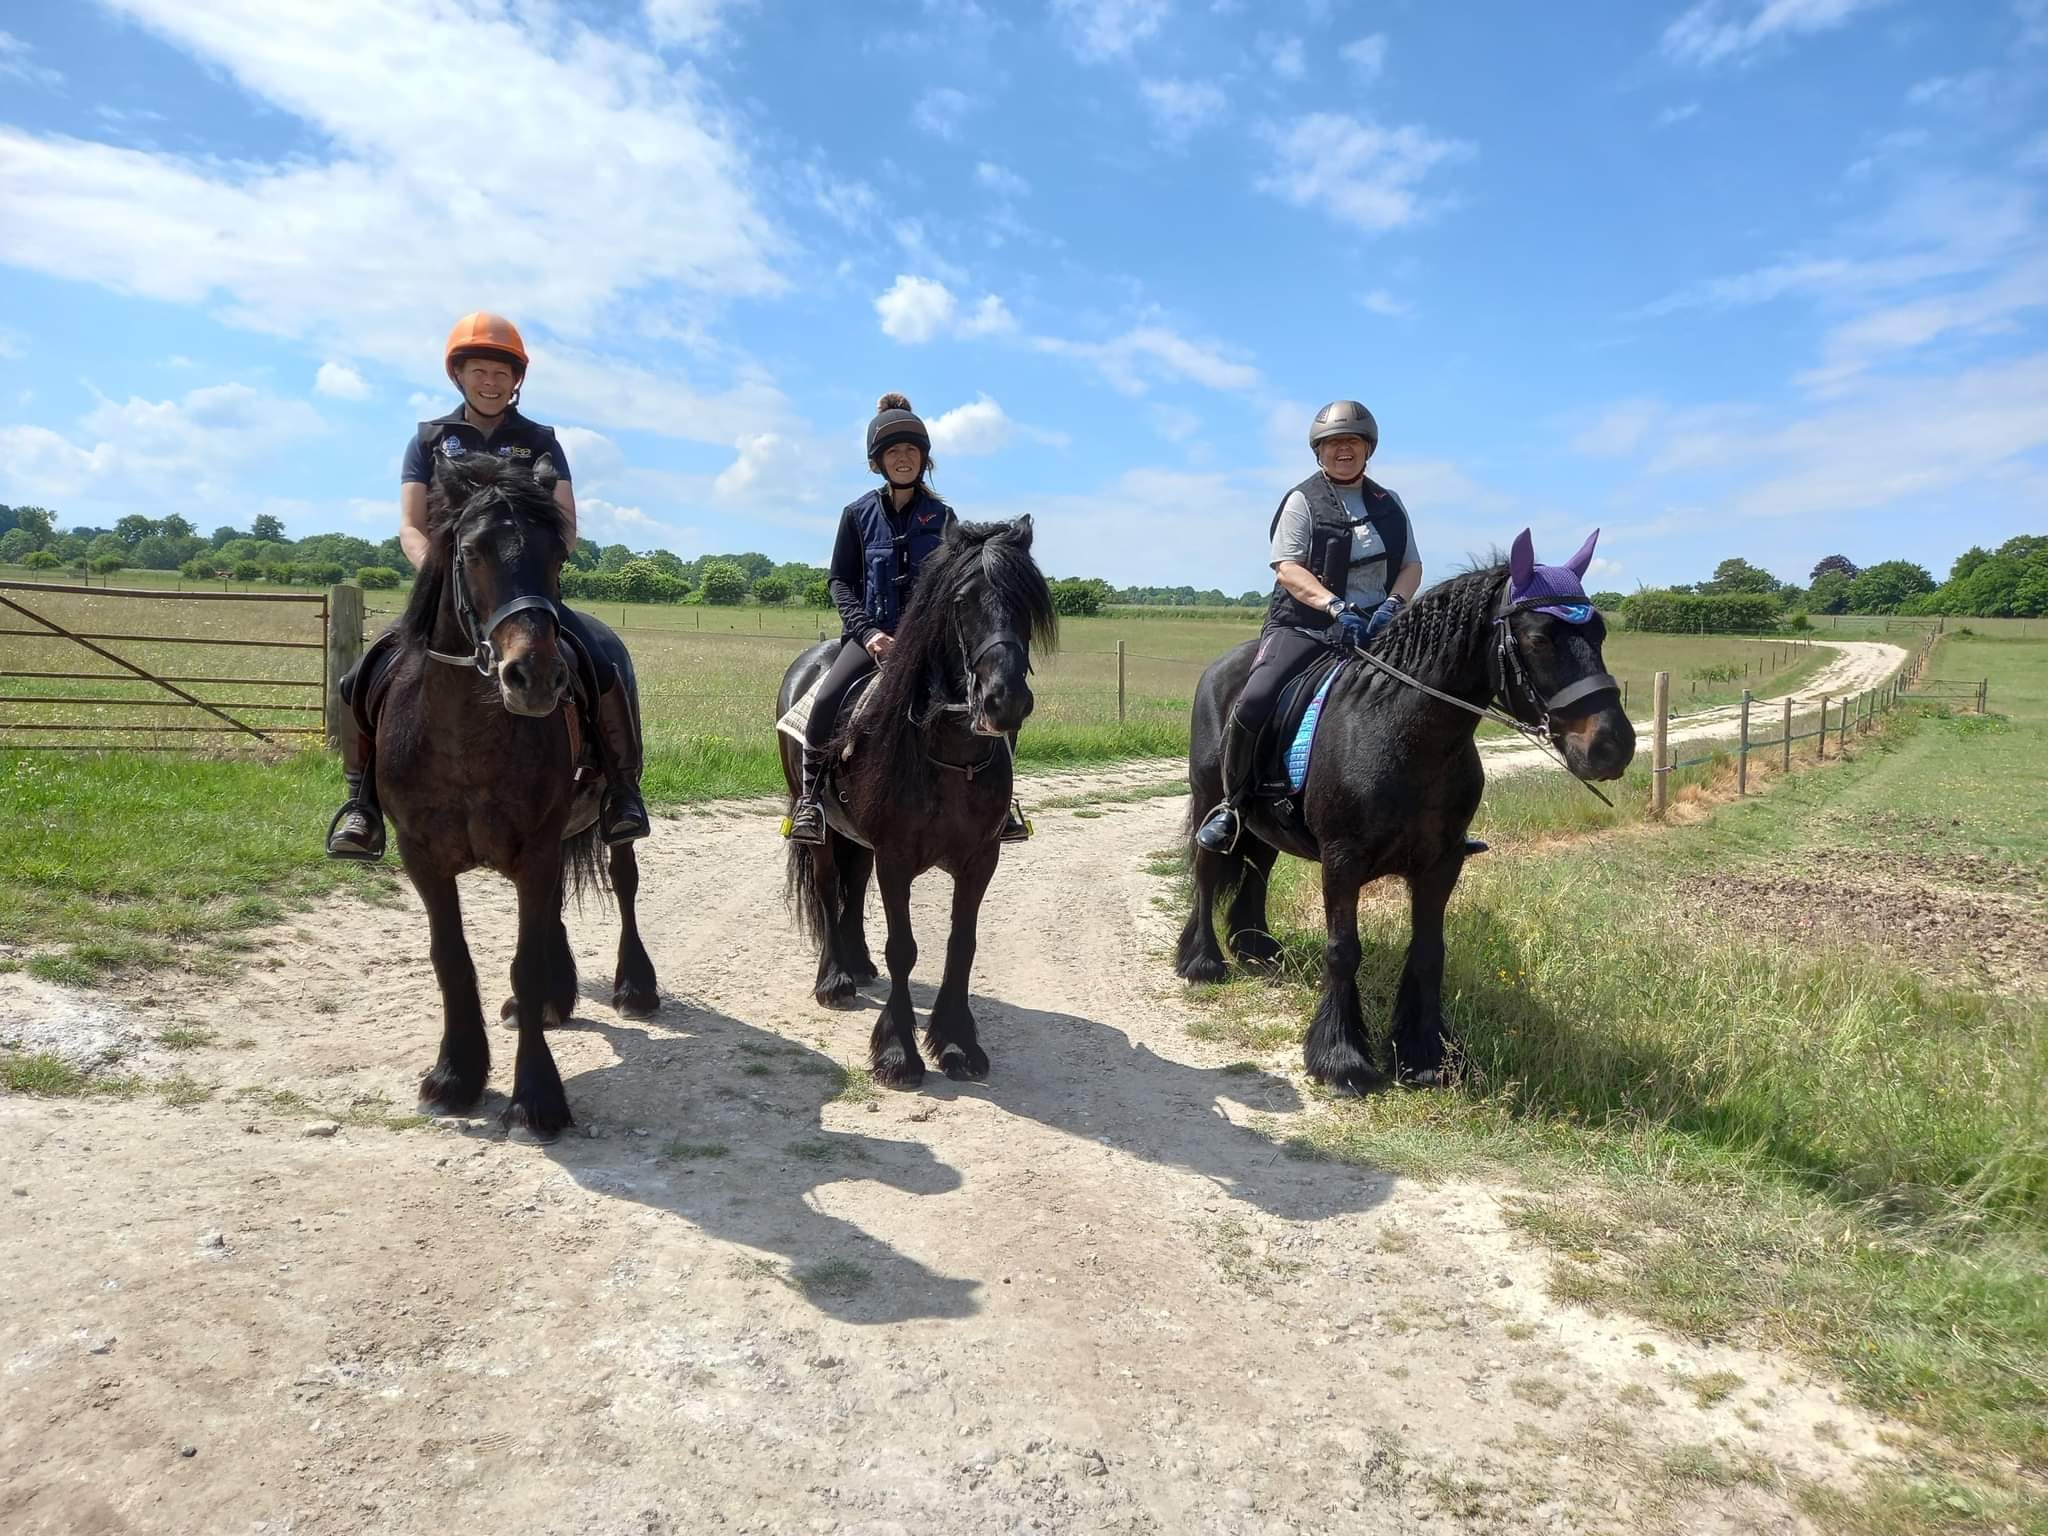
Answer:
[
  {"left": 1308, "top": 400, "right": 1378, "bottom": 452},
  {"left": 866, "top": 404, "right": 931, "bottom": 469}
]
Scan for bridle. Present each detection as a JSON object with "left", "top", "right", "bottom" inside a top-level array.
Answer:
[
  {"left": 425, "top": 494, "right": 562, "bottom": 677},
  {"left": 1337, "top": 575, "right": 1622, "bottom": 805},
  {"left": 912, "top": 567, "right": 1031, "bottom": 778}
]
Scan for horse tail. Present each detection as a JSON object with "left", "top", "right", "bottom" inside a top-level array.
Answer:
[
  {"left": 784, "top": 835, "right": 834, "bottom": 949},
  {"left": 564, "top": 823, "right": 611, "bottom": 908}
]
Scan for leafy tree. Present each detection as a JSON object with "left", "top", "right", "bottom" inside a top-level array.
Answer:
[
  {"left": 134, "top": 535, "right": 204, "bottom": 570},
  {"left": 597, "top": 543, "right": 634, "bottom": 572},
  {"left": 376, "top": 535, "right": 407, "bottom": 570},
  {"left": 802, "top": 577, "right": 831, "bottom": 609},
  {"left": 114, "top": 514, "right": 157, "bottom": 546},
  {"left": 249, "top": 513, "right": 287, "bottom": 543},
  {"left": 10, "top": 506, "right": 55, "bottom": 541},
  {"left": 89, "top": 553, "right": 127, "bottom": 575},
  {"left": 354, "top": 566, "right": 402, "bottom": 589},
  {"left": 0, "top": 528, "right": 36, "bottom": 564},
  {"left": 569, "top": 537, "right": 600, "bottom": 572},
  {"left": 698, "top": 551, "right": 772, "bottom": 582},
  {"left": 1844, "top": 560, "right": 1934, "bottom": 614},
  {"left": 698, "top": 559, "right": 748, "bottom": 606},
  {"left": 1807, "top": 570, "right": 1853, "bottom": 614},
  {"left": 51, "top": 534, "right": 87, "bottom": 562},
  {"left": 231, "top": 560, "right": 262, "bottom": 582},
  {"left": 614, "top": 559, "right": 688, "bottom": 604},
  {"left": 86, "top": 533, "right": 125, "bottom": 562},
  {"left": 210, "top": 525, "right": 245, "bottom": 548},
  {"left": 295, "top": 533, "right": 379, "bottom": 569},
  {"left": 158, "top": 514, "right": 195, "bottom": 540},
  {"left": 752, "top": 574, "right": 791, "bottom": 606},
  {"left": 1809, "top": 554, "right": 1858, "bottom": 582},
  {"left": 1701, "top": 557, "right": 1781, "bottom": 597},
  {"left": 180, "top": 556, "right": 221, "bottom": 579},
  {"left": 23, "top": 550, "right": 60, "bottom": 570},
  {"left": 643, "top": 549, "right": 687, "bottom": 576},
  {"left": 1589, "top": 590, "right": 1625, "bottom": 610},
  {"left": 1050, "top": 576, "right": 1112, "bottom": 617}
]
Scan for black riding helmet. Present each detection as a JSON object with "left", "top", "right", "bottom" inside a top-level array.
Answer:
[
  {"left": 866, "top": 392, "right": 931, "bottom": 472},
  {"left": 1309, "top": 399, "right": 1378, "bottom": 452}
]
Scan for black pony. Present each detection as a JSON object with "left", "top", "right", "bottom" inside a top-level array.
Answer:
[
  {"left": 376, "top": 453, "right": 658, "bottom": 1139},
  {"left": 1176, "top": 530, "right": 1634, "bottom": 1090},
  {"left": 777, "top": 517, "right": 1056, "bottom": 1087}
]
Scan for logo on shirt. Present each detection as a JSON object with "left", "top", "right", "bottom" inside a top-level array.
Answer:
[{"left": 441, "top": 436, "right": 467, "bottom": 457}]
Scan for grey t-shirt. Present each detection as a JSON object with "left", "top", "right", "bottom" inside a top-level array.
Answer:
[{"left": 1269, "top": 481, "right": 1418, "bottom": 609}]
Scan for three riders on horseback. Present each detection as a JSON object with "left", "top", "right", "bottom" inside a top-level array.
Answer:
[{"left": 324, "top": 312, "right": 649, "bottom": 860}]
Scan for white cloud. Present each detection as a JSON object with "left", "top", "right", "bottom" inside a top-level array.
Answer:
[
  {"left": 578, "top": 494, "right": 702, "bottom": 555},
  {"left": 928, "top": 395, "right": 1014, "bottom": 455},
  {"left": 314, "top": 361, "right": 369, "bottom": 400},
  {"left": 0, "top": 30, "right": 62, "bottom": 87},
  {"left": 0, "top": 383, "right": 325, "bottom": 509},
  {"left": 960, "top": 294, "right": 1019, "bottom": 337},
  {"left": 1258, "top": 113, "right": 1473, "bottom": 233},
  {"left": 875, "top": 275, "right": 959, "bottom": 343},
  {"left": 644, "top": 0, "right": 750, "bottom": 47},
  {"left": 1796, "top": 253, "right": 2048, "bottom": 392},
  {"left": 805, "top": 166, "right": 879, "bottom": 230},
  {"left": 1657, "top": 101, "right": 1702, "bottom": 125},
  {"left": 553, "top": 426, "right": 625, "bottom": 485},
  {"left": 872, "top": 278, "right": 1015, "bottom": 343},
  {"left": 1361, "top": 290, "right": 1411, "bottom": 317},
  {"left": 976, "top": 161, "right": 1031, "bottom": 199},
  {"left": 1034, "top": 325, "right": 1261, "bottom": 395},
  {"left": 913, "top": 86, "right": 973, "bottom": 140},
  {"left": 1151, "top": 404, "right": 1201, "bottom": 441},
  {"left": 1260, "top": 33, "right": 1306, "bottom": 80},
  {"left": 1340, "top": 34, "right": 1387, "bottom": 78},
  {"left": 0, "top": 0, "right": 782, "bottom": 418},
  {"left": 1052, "top": 0, "right": 1169, "bottom": 61},
  {"left": 1661, "top": 0, "right": 1889, "bottom": 68},
  {"left": 1570, "top": 399, "right": 1664, "bottom": 457},
  {"left": 713, "top": 432, "right": 791, "bottom": 500},
  {"left": 1906, "top": 71, "right": 1994, "bottom": 109},
  {"left": 1138, "top": 78, "right": 1228, "bottom": 145}
]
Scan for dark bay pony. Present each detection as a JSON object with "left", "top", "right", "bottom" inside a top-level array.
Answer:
[
  {"left": 1177, "top": 530, "right": 1634, "bottom": 1091},
  {"left": 777, "top": 517, "right": 1056, "bottom": 1087},
  {"left": 376, "top": 453, "right": 658, "bottom": 1139}
]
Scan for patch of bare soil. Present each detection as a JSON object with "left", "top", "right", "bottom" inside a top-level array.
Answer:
[
  {"left": 2, "top": 766, "right": 1899, "bottom": 1534},
  {"left": 1679, "top": 848, "right": 2048, "bottom": 992}
]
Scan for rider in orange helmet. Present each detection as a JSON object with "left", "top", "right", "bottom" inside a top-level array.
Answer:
[{"left": 324, "top": 313, "right": 649, "bottom": 859}]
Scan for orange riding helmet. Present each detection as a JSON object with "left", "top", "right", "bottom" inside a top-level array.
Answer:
[{"left": 443, "top": 312, "right": 529, "bottom": 381}]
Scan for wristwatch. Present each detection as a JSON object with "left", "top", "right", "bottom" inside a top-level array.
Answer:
[{"left": 1324, "top": 595, "right": 1345, "bottom": 617}]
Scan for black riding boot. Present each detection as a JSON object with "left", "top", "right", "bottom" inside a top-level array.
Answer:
[
  {"left": 324, "top": 712, "right": 385, "bottom": 861},
  {"left": 998, "top": 732, "right": 1030, "bottom": 843},
  {"left": 593, "top": 679, "right": 650, "bottom": 845},
  {"left": 786, "top": 746, "right": 828, "bottom": 844},
  {"left": 1195, "top": 714, "right": 1258, "bottom": 854}
]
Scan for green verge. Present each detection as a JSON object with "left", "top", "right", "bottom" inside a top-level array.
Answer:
[{"left": 1177, "top": 633, "right": 2048, "bottom": 1531}]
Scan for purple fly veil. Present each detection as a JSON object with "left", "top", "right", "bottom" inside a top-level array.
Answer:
[{"left": 1507, "top": 529, "right": 1599, "bottom": 621}]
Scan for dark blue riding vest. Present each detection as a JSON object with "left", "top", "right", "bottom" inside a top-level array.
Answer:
[
  {"left": 852, "top": 488, "right": 950, "bottom": 635},
  {"left": 1264, "top": 472, "right": 1410, "bottom": 634}
]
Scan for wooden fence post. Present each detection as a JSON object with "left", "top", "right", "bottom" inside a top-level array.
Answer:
[
  {"left": 1979, "top": 678, "right": 1988, "bottom": 714},
  {"left": 1737, "top": 689, "right": 1751, "bottom": 795},
  {"left": 1817, "top": 693, "right": 1830, "bottom": 759},
  {"left": 1780, "top": 695, "right": 1792, "bottom": 774},
  {"left": 1116, "top": 639, "right": 1127, "bottom": 724},
  {"left": 325, "top": 582, "right": 364, "bottom": 748},
  {"left": 1652, "top": 670, "right": 1670, "bottom": 818}
]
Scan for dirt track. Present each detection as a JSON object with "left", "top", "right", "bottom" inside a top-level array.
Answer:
[{"left": 1, "top": 750, "right": 1902, "bottom": 1531}]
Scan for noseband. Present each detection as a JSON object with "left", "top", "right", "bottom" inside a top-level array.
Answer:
[
  {"left": 1486, "top": 586, "right": 1620, "bottom": 731},
  {"left": 425, "top": 496, "right": 561, "bottom": 676}
]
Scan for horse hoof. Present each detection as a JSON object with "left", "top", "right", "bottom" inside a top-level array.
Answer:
[
  {"left": 816, "top": 973, "right": 858, "bottom": 1008},
  {"left": 849, "top": 960, "right": 879, "bottom": 985},
  {"left": 417, "top": 1067, "right": 485, "bottom": 1116},
  {"left": 871, "top": 1047, "right": 926, "bottom": 1089},
  {"left": 1233, "top": 935, "right": 1283, "bottom": 971},
  {"left": 938, "top": 1043, "right": 989, "bottom": 1082},
  {"left": 612, "top": 985, "right": 659, "bottom": 1019},
  {"left": 499, "top": 996, "right": 516, "bottom": 1022},
  {"left": 1398, "top": 1066, "right": 1449, "bottom": 1090},
  {"left": 1308, "top": 1049, "right": 1386, "bottom": 1097},
  {"left": 502, "top": 1098, "right": 573, "bottom": 1143},
  {"left": 1176, "top": 956, "right": 1230, "bottom": 985}
]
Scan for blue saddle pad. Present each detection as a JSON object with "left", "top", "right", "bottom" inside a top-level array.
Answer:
[{"left": 1284, "top": 662, "right": 1344, "bottom": 793}]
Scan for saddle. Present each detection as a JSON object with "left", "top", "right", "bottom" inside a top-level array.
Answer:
[
  {"left": 1254, "top": 646, "right": 1347, "bottom": 798},
  {"left": 348, "top": 626, "right": 605, "bottom": 821}
]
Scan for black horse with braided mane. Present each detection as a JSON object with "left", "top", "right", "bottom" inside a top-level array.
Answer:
[
  {"left": 371, "top": 452, "right": 658, "bottom": 1139},
  {"left": 1177, "top": 529, "right": 1634, "bottom": 1091},
  {"left": 778, "top": 516, "right": 1056, "bottom": 1088}
]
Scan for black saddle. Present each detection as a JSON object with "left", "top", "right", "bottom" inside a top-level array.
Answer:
[{"left": 1254, "top": 645, "right": 1346, "bottom": 796}]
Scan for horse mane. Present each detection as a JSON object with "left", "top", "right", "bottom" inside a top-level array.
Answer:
[
  {"left": 838, "top": 519, "right": 1057, "bottom": 798},
  {"left": 398, "top": 456, "right": 571, "bottom": 648},
  {"left": 1350, "top": 562, "right": 1507, "bottom": 696}
]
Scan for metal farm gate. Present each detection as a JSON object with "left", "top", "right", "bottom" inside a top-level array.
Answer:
[{"left": 0, "top": 579, "right": 333, "bottom": 752}]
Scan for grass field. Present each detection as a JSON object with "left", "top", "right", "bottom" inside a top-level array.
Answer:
[
  {"left": 1171, "top": 628, "right": 2048, "bottom": 1531},
  {"left": 3, "top": 567, "right": 1835, "bottom": 799}
]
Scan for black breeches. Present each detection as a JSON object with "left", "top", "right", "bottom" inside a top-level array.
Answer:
[
  {"left": 557, "top": 604, "right": 628, "bottom": 686},
  {"left": 804, "top": 637, "right": 877, "bottom": 748},
  {"left": 1231, "top": 627, "right": 1327, "bottom": 735}
]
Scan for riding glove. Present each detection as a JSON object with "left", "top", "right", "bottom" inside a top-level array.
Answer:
[
  {"left": 1333, "top": 603, "right": 1373, "bottom": 648},
  {"left": 1364, "top": 594, "right": 1404, "bottom": 639}
]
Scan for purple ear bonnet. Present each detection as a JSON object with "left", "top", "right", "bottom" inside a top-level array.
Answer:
[{"left": 1507, "top": 529, "right": 1599, "bottom": 622}]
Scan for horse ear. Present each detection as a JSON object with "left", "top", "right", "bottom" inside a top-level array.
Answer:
[
  {"left": 1564, "top": 528, "right": 1598, "bottom": 577},
  {"left": 1009, "top": 514, "right": 1034, "bottom": 551},
  {"left": 942, "top": 517, "right": 966, "bottom": 546},
  {"left": 432, "top": 453, "right": 470, "bottom": 507},
  {"left": 1509, "top": 528, "right": 1536, "bottom": 588},
  {"left": 533, "top": 454, "right": 559, "bottom": 494}
]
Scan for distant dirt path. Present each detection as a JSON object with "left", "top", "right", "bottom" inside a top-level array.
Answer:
[{"left": 1, "top": 759, "right": 1897, "bottom": 1534}]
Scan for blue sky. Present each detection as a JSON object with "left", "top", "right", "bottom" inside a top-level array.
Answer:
[{"left": 1, "top": 0, "right": 2043, "bottom": 592}]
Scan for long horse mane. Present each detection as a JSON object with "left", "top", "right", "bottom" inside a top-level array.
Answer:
[
  {"left": 398, "top": 456, "right": 571, "bottom": 648},
  {"left": 838, "top": 519, "right": 1057, "bottom": 796},
  {"left": 1345, "top": 561, "right": 1507, "bottom": 697}
]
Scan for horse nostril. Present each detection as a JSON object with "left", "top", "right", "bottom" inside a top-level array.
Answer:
[{"left": 502, "top": 658, "right": 530, "bottom": 692}]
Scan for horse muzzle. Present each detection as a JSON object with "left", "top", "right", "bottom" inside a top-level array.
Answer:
[
  {"left": 1558, "top": 707, "right": 1636, "bottom": 782},
  {"left": 497, "top": 653, "right": 569, "bottom": 718},
  {"left": 972, "top": 682, "right": 1033, "bottom": 737}
]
